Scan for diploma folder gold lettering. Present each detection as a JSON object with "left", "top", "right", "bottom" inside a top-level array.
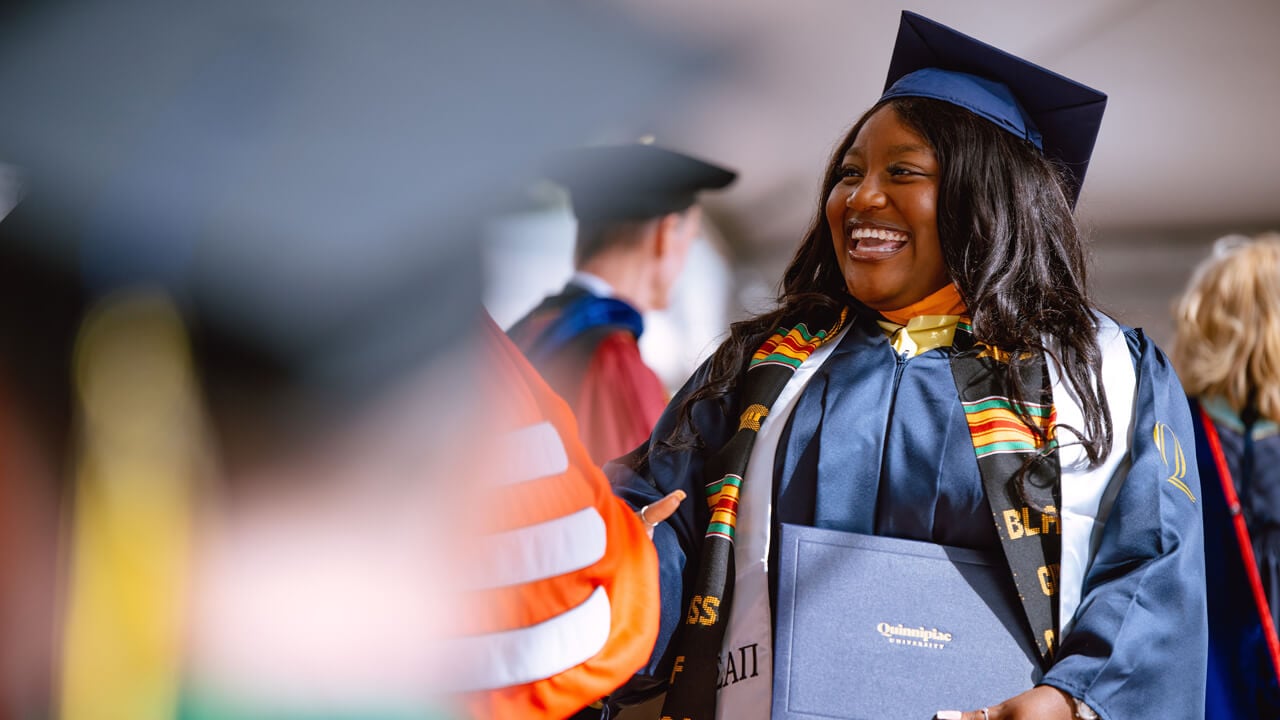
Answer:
[{"left": 772, "top": 523, "right": 1040, "bottom": 719}]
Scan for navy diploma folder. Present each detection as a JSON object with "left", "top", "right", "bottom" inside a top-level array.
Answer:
[{"left": 772, "top": 524, "right": 1041, "bottom": 720}]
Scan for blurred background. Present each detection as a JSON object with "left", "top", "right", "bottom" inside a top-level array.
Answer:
[
  {"left": 485, "top": 0, "right": 1280, "bottom": 389},
  {"left": 0, "top": 2, "right": 724, "bottom": 717}
]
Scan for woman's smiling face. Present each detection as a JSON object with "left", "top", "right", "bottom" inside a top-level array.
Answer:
[{"left": 826, "top": 105, "right": 950, "bottom": 311}]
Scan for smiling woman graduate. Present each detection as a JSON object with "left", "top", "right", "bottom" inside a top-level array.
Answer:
[{"left": 607, "top": 11, "right": 1207, "bottom": 720}]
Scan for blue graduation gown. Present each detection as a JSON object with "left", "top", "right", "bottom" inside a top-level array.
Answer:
[
  {"left": 609, "top": 313, "right": 1208, "bottom": 719},
  {"left": 1193, "top": 397, "right": 1280, "bottom": 718}
]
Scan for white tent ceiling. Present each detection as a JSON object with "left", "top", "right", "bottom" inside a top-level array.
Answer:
[{"left": 615, "top": 0, "right": 1280, "bottom": 262}]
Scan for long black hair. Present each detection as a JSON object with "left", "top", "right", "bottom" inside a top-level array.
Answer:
[{"left": 659, "top": 96, "right": 1112, "bottom": 466}]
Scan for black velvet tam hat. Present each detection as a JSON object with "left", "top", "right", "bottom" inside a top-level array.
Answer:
[
  {"left": 880, "top": 11, "right": 1107, "bottom": 206},
  {"left": 545, "top": 143, "right": 736, "bottom": 223}
]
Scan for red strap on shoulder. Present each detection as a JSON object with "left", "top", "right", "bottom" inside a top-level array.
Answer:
[{"left": 1200, "top": 404, "right": 1280, "bottom": 685}]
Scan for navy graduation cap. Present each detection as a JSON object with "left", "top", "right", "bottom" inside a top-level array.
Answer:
[
  {"left": 546, "top": 143, "right": 736, "bottom": 223},
  {"left": 880, "top": 11, "right": 1107, "bottom": 206}
]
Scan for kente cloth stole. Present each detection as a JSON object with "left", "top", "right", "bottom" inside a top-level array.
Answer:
[
  {"left": 664, "top": 313, "right": 1060, "bottom": 719},
  {"left": 659, "top": 308, "right": 847, "bottom": 720},
  {"left": 949, "top": 324, "right": 1062, "bottom": 669}
]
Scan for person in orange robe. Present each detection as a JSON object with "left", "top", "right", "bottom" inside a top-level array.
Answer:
[
  {"left": 456, "top": 313, "right": 688, "bottom": 719},
  {"left": 508, "top": 143, "right": 735, "bottom": 464}
]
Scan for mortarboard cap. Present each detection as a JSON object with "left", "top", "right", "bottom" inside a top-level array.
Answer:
[
  {"left": 879, "top": 11, "right": 1107, "bottom": 206},
  {"left": 545, "top": 143, "right": 736, "bottom": 224},
  {"left": 0, "top": 1, "right": 718, "bottom": 402}
]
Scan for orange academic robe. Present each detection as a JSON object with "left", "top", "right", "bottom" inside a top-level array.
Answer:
[{"left": 462, "top": 315, "right": 660, "bottom": 718}]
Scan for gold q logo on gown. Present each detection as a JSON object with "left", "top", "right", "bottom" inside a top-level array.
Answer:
[{"left": 1153, "top": 422, "right": 1195, "bottom": 502}]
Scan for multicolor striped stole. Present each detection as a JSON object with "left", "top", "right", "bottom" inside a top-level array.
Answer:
[
  {"left": 950, "top": 325, "right": 1062, "bottom": 669},
  {"left": 660, "top": 308, "right": 846, "bottom": 720},
  {"left": 663, "top": 311, "right": 1062, "bottom": 717}
]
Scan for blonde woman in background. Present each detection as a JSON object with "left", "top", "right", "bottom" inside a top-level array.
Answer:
[{"left": 1175, "top": 232, "right": 1280, "bottom": 719}]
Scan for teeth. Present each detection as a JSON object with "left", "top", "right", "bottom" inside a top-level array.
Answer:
[
  {"left": 849, "top": 227, "right": 908, "bottom": 243},
  {"left": 855, "top": 243, "right": 899, "bottom": 254}
]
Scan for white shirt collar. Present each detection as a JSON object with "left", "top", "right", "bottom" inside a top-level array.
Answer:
[{"left": 569, "top": 270, "right": 615, "bottom": 298}]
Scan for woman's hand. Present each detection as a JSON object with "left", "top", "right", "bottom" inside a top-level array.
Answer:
[
  {"left": 637, "top": 490, "right": 686, "bottom": 539},
  {"left": 934, "top": 685, "right": 1076, "bottom": 720}
]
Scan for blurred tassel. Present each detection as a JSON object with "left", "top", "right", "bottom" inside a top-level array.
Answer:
[{"left": 60, "top": 292, "right": 207, "bottom": 720}]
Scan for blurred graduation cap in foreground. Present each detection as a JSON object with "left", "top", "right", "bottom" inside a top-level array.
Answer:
[
  {"left": 545, "top": 142, "right": 737, "bottom": 224},
  {"left": 0, "top": 3, "right": 727, "bottom": 718},
  {"left": 0, "top": 0, "right": 721, "bottom": 410},
  {"left": 880, "top": 10, "right": 1107, "bottom": 206}
]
